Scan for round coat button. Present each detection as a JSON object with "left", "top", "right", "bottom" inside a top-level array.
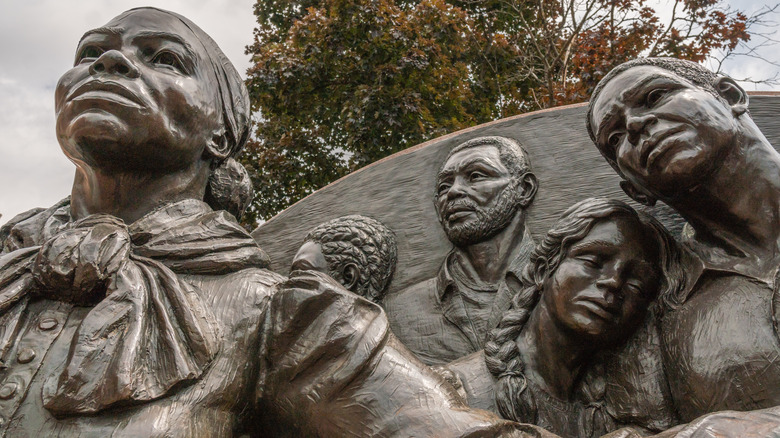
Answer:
[
  {"left": 17, "top": 348, "right": 35, "bottom": 364},
  {"left": 38, "top": 318, "right": 58, "bottom": 331},
  {"left": 0, "top": 383, "right": 17, "bottom": 400}
]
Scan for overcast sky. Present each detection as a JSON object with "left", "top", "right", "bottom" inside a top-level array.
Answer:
[{"left": 0, "top": 0, "right": 778, "bottom": 226}]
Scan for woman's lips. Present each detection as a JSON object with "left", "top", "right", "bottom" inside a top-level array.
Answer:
[{"left": 66, "top": 80, "right": 146, "bottom": 108}]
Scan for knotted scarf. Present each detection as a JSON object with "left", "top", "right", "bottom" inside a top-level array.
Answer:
[{"left": 0, "top": 198, "right": 269, "bottom": 415}]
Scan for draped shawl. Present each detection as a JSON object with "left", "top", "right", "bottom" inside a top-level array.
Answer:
[{"left": 0, "top": 198, "right": 269, "bottom": 415}]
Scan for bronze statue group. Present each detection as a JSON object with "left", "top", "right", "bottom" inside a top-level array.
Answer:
[{"left": 0, "top": 6, "right": 778, "bottom": 437}]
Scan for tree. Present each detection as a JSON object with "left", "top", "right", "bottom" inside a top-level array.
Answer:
[
  {"left": 242, "top": 0, "right": 765, "bottom": 225},
  {"left": 500, "top": 0, "right": 763, "bottom": 107}
]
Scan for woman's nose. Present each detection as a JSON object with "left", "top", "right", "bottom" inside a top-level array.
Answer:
[{"left": 89, "top": 50, "right": 140, "bottom": 78}]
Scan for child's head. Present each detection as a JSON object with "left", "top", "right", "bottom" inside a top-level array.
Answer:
[
  {"left": 525, "top": 197, "right": 684, "bottom": 344},
  {"left": 291, "top": 215, "right": 397, "bottom": 303},
  {"left": 485, "top": 198, "right": 685, "bottom": 422}
]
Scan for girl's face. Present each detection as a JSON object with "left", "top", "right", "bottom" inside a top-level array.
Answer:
[{"left": 542, "top": 216, "right": 660, "bottom": 345}]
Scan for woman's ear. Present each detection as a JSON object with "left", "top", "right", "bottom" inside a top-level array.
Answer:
[
  {"left": 341, "top": 263, "right": 360, "bottom": 293},
  {"left": 714, "top": 76, "right": 748, "bottom": 117},
  {"left": 620, "top": 180, "right": 657, "bottom": 207}
]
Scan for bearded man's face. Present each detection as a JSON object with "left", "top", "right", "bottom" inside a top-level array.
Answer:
[{"left": 435, "top": 145, "right": 521, "bottom": 247}]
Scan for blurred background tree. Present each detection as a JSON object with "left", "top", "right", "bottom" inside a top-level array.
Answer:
[{"left": 241, "top": 0, "right": 775, "bottom": 226}]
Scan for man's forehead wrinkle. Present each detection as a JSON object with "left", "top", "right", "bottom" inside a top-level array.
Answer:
[
  {"left": 456, "top": 154, "right": 503, "bottom": 171},
  {"left": 437, "top": 168, "right": 455, "bottom": 183},
  {"left": 463, "top": 155, "right": 500, "bottom": 168},
  {"left": 619, "top": 72, "right": 670, "bottom": 102}
]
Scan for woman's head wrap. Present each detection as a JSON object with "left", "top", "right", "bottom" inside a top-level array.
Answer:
[{"left": 119, "top": 8, "right": 254, "bottom": 219}]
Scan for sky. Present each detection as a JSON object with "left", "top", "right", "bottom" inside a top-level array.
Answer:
[{"left": 0, "top": 0, "right": 778, "bottom": 226}]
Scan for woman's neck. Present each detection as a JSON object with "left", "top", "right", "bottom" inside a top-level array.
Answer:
[
  {"left": 70, "top": 161, "right": 210, "bottom": 224},
  {"left": 516, "top": 303, "right": 593, "bottom": 401}
]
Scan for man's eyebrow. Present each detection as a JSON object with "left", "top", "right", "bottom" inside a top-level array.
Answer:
[
  {"left": 458, "top": 156, "right": 503, "bottom": 172},
  {"left": 131, "top": 31, "right": 197, "bottom": 58},
  {"left": 596, "top": 106, "right": 619, "bottom": 142},
  {"left": 437, "top": 168, "right": 455, "bottom": 182},
  {"left": 79, "top": 27, "right": 122, "bottom": 44},
  {"left": 437, "top": 154, "right": 504, "bottom": 181}
]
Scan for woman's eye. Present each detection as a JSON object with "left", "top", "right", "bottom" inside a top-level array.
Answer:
[
  {"left": 79, "top": 46, "right": 103, "bottom": 62},
  {"left": 576, "top": 255, "right": 601, "bottom": 268},
  {"left": 646, "top": 88, "right": 667, "bottom": 106},
  {"left": 624, "top": 282, "right": 644, "bottom": 295},
  {"left": 152, "top": 52, "right": 183, "bottom": 71}
]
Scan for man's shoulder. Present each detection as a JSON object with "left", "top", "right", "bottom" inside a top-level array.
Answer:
[
  {"left": 383, "top": 275, "right": 440, "bottom": 312},
  {"left": 602, "top": 307, "right": 678, "bottom": 431}
]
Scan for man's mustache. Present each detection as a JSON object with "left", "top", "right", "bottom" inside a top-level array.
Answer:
[{"left": 443, "top": 199, "right": 479, "bottom": 218}]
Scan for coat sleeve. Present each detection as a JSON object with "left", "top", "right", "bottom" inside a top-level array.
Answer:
[{"left": 253, "top": 270, "right": 555, "bottom": 438}]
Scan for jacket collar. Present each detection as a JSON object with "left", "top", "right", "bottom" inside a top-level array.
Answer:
[{"left": 435, "top": 228, "right": 536, "bottom": 302}]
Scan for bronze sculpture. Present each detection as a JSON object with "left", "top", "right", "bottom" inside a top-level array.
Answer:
[
  {"left": 6, "top": 7, "right": 780, "bottom": 434},
  {"left": 291, "top": 215, "right": 397, "bottom": 303},
  {"left": 588, "top": 57, "right": 780, "bottom": 436},
  {"left": 0, "top": 8, "right": 543, "bottom": 437},
  {"left": 384, "top": 136, "right": 539, "bottom": 365},
  {"left": 442, "top": 198, "right": 684, "bottom": 437},
  {"left": 246, "top": 52, "right": 780, "bottom": 435}
]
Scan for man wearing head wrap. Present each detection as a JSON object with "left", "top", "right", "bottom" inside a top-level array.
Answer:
[
  {"left": 587, "top": 57, "right": 780, "bottom": 437},
  {"left": 0, "top": 8, "right": 547, "bottom": 438}
]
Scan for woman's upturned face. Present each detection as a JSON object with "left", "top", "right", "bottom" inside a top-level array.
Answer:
[
  {"left": 542, "top": 216, "right": 660, "bottom": 345},
  {"left": 55, "top": 9, "right": 222, "bottom": 174}
]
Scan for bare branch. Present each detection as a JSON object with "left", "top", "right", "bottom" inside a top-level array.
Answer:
[{"left": 648, "top": 0, "right": 681, "bottom": 56}]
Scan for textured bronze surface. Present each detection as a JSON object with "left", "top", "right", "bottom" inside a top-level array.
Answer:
[
  {"left": 0, "top": 8, "right": 536, "bottom": 437},
  {"left": 254, "top": 56, "right": 780, "bottom": 436},
  {"left": 251, "top": 95, "right": 780, "bottom": 295},
  {"left": 587, "top": 58, "right": 780, "bottom": 437},
  {"left": 4, "top": 6, "right": 780, "bottom": 436}
]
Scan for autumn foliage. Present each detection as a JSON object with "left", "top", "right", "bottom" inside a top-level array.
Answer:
[{"left": 241, "top": 0, "right": 753, "bottom": 225}]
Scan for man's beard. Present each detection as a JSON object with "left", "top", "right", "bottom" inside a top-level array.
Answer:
[{"left": 440, "top": 185, "right": 521, "bottom": 247}]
